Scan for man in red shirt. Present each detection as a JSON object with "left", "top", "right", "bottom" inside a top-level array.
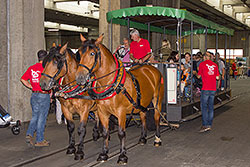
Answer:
[
  {"left": 197, "top": 51, "right": 220, "bottom": 132},
  {"left": 129, "top": 29, "right": 152, "bottom": 64},
  {"left": 20, "top": 50, "right": 50, "bottom": 147},
  {"left": 231, "top": 61, "right": 237, "bottom": 80}
]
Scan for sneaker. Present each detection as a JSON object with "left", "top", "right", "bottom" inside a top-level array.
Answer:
[
  {"left": 221, "top": 87, "right": 224, "bottom": 91},
  {"left": 25, "top": 135, "right": 33, "bottom": 146},
  {"left": 199, "top": 126, "right": 211, "bottom": 133},
  {"left": 34, "top": 140, "right": 50, "bottom": 147}
]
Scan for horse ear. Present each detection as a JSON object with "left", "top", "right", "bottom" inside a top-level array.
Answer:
[
  {"left": 95, "top": 33, "right": 104, "bottom": 45},
  {"left": 80, "top": 34, "right": 87, "bottom": 43},
  {"left": 60, "top": 43, "right": 68, "bottom": 55}
]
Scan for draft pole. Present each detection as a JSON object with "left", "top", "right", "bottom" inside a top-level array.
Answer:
[{"left": 190, "top": 21, "right": 194, "bottom": 103}]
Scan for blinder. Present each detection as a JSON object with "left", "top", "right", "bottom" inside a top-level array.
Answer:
[{"left": 78, "top": 44, "right": 101, "bottom": 79}]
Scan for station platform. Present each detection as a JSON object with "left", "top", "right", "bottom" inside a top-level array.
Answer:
[{"left": 1, "top": 78, "right": 250, "bottom": 167}]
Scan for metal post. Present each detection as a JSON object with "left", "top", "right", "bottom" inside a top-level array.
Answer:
[
  {"left": 177, "top": 19, "right": 182, "bottom": 106},
  {"left": 225, "top": 34, "right": 227, "bottom": 90},
  {"left": 127, "top": 18, "right": 130, "bottom": 39},
  {"left": 165, "top": 64, "right": 168, "bottom": 114},
  {"left": 229, "top": 35, "right": 231, "bottom": 89},
  {"left": 205, "top": 26, "right": 208, "bottom": 51},
  {"left": 190, "top": 21, "right": 194, "bottom": 103},
  {"left": 148, "top": 23, "right": 150, "bottom": 42},
  {"left": 216, "top": 31, "right": 218, "bottom": 58}
]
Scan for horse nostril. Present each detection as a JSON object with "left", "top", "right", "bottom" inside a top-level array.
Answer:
[
  {"left": 40, "top": 81, "right": 46, "bottom": 90},
  {"left": 76, "top": 75, "right": 86, "bottom": 85}
]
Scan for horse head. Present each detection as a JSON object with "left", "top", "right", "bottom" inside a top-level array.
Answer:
[
  {"left": 76, "top": 34, "right": 104, "bottom": 86},
  {"left": 40, "top": 43, "right": 69, "bottom": 90}
]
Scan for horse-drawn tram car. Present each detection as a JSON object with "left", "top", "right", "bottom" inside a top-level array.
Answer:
[
  {"left": 107, "top": 6, "right": 234, "bottom": 122},
  {"left": 2, "top": 6, "right": 240, "bottom": 167}
]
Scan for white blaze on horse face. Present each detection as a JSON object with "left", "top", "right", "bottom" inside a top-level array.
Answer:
[{"left": 206, "top": 64, "right": 216, "bottom": 75}]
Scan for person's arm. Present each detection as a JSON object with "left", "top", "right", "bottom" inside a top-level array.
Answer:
[
  {"left": 130, "top": 53, "right": 139, "bottom": 63},
  {"left": 20, "top": 78, "right": 32, "bottom": 90},
  {"left": 221, "top": 68, "right": 225, "bottom": 80},
  {"left": 140, "top": 52, "right": 151, "bottom": 63},
  {"left": 216, "top": 65, "right": 220, "bottom": 80},
  {"left": 140, "top": 39, "right": 151, "bottom": 63}
]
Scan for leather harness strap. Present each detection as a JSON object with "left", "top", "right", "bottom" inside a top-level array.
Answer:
[{"left": 122, "top": 71, "right": 147, "bottom": 113}]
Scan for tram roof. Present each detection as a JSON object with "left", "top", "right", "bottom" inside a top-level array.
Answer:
[{"left": 106, "top": 6, "right": 234, "bottom": 36}]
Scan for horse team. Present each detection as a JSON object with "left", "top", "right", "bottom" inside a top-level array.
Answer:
[{"left": 40, "top": 34, "right": 164, "bottom": 164}]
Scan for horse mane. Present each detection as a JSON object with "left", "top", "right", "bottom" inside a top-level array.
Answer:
[{"left": 42, "top": 46, "right": 77, "bottom": 68}]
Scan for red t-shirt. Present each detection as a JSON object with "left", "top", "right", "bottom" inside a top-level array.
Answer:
[
  {"left": 198, "top": 60, "right": 219, "bottom": 91},
  {"left": 21, "top": 63, "right": 44, "bottom": 91},
  {"left": 232, "top": 62, "right": 236, "bottom": 70},
  {"left": 129, "top": 38, "right": 151, "bottom": 59}
]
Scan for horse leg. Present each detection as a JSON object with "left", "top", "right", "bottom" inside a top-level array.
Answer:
[
  {"left": 74, "top": 111, "right": 88, "bottom": 160},
  {"left": 61, "top": 106, "right": 76, "bottom": 155},
  {"left": 138, "top": 111, "right": 147, "bottom": 145},
  {"left": 66, "top": 119, "right": 76, "bottom": 154},
  {"left": 93, "top": 121, "right": 100, "bottom": 141},
  {"left": 97, "top": 112, "right": 110, "bottom": 162},
  {"left": 153, "top": 87, "right": 163, "bottom": 147},
  {"left": 117, "top": 113, "right": 128, "bottom": 164}
]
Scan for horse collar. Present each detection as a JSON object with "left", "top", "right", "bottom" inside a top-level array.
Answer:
[{"left": 88, "top": 56, "right": 126, "bottom": 100}]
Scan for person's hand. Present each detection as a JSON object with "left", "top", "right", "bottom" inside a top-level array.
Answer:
[
  {"left": 139, "top": 59, "right": 143, "bottom": 64},
  {"left": 222, "top": 76, "right": 224, "bottom": 80},
  {"left": 134, "top": 59, "right": 139, "bottom": 63}
]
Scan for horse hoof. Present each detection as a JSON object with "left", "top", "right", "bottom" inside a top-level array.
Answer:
[
  {"left": 66, "top": 147, "right": 76, "bottom": 155},
  {"left": 92, "top": 132, "right": 100, "bottom": 141},
  {"left": 117, "top": 153, "right": 128, "bottom": 165},
  {"left": 74, "top": 151, "right": 84, "bottom": 160},
  {"left": 97, "top": 153, "right": 108, "bottom": 162},
  {"left": 154, "top": 141, "right": 162, "bottom": 147},
  {"left": 138, "top": 138, "right": 147, "bottom": 145}
]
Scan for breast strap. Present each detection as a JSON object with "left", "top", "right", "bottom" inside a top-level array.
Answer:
[{"left": 122, "top": 71, "right": 147, "bottom": 112}]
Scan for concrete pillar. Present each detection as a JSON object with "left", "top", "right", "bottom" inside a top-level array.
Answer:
[
  {"left": 0, "top": 0, "right": 8, "bottom": 111},
  {"left": 0, "top": 0, "right": 44, "bottom": 121},
  {"left": 99, "top": 0, "right": 120, "bottom": 51},
  {"left": 199, "top": 34, "right": 206, "bottom": 53}
]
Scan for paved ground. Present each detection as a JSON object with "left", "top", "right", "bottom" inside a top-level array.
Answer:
[{"left": 1, "top": 78, "right": 250, "bottom": 167}]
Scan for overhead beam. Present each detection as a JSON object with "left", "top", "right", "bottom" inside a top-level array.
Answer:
[
  {"left": 53, "top": 0, "right": 99, "bottom": 4},
  {"left": 181, "top": 0, "right": 250, "bottom": 30}
]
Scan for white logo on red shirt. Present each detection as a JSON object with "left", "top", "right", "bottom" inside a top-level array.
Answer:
[
  {"left": 206, "top": 64, "right": 216, "bottom": 75},
  {"left": 31, "top": 69, "right": 41, "bottom": 83},
  {"left": 140, "top": 45, "right": 144, "bottom": 47}
]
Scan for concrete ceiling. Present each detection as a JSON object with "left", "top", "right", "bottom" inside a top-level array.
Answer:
[
  {"left": 181, "top": 0, "right": 250, "bottom": 31},
  {"left": 45, "top": 8, "right": 98, "bottom": 29}
]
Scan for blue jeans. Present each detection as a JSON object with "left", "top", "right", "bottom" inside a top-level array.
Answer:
[
  {"left": 221, "top": 79, "right": 224, "bottom": 88},
  {"left": 26, "top": 93, "right": 50, "bottom": 142},
  {"left": 200, "top": 90, "right": 216, "bottom": 127}
]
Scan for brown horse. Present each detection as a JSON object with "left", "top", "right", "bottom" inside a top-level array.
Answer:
[
  {"left": 40, "top": 44, "right": 100, "bottom": 160},
  {"left": 75, "top": 35, "right": 164, "bottom": 164}
]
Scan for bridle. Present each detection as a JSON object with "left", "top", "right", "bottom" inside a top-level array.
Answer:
[
  {"left": 41, "top": 52, "right": 68, "bottom": 87},
  {"left": 78, "top": 44, "right": 101, "bottom": 81}
]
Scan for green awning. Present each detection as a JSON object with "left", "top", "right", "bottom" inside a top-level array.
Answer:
[{"left": 106, "top": 6, "right": 234, "bottom": 36}]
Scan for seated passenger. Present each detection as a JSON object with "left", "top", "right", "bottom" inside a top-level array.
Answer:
[{"left": 115, "top": 38, "right": 131, "bottom": 67}]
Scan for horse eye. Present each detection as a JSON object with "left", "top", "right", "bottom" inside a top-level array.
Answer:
[{"left": 90, "top": 52, "right": 95, "bottom": 56}]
